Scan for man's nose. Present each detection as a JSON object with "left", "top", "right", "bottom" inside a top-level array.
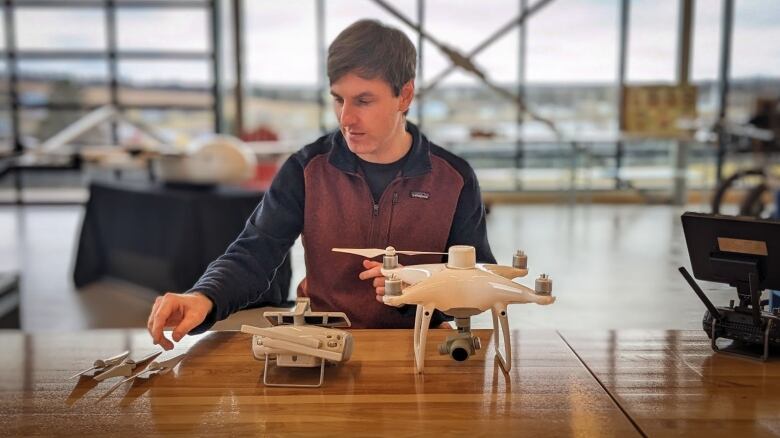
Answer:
[{"left": 340, "top": 102, "right": 358, "bottom": 126}]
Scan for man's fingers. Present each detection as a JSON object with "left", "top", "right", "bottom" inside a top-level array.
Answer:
[
  {"left": 158, "top": 333, "right": 174, "bottom": 351},
  {"left": 363, "top": 259, "right": 381, "bottom": 269},
  {"left": 359, "top": 265, "right": 383, "bottom": 280},
  {"left": 372, "top": 277, "right": 385, "bottom": 288},
  {"left": 147, "top": 297, "right": 162, "bottom": 333},
  {"left": 376, "top": 286, "right": 385, "bottom": 296},
  {"left": 172, "top": 311, "right": 204, "bottom": 342},
  {"left": 150, "top": 297, "right": 175, "bottom": 346}
]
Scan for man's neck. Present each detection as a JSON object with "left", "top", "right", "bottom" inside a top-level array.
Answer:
[{"left": 357, "top": 122, "right": 412, "bottom": 164}]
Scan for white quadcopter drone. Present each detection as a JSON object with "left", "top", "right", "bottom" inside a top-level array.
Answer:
[
  {"left": 333, "top": 245, "right": 555, "bottom": 374},
  {"left": 240, "top": 297, "right": 354, "bottom": 388}
]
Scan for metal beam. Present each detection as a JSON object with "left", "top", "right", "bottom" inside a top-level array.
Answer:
[
  {"left": 673, "top": 0, "right": 695, "bottom": 205},
  {"left": 15, "top": 0, "right": 208, "bottom": 8},
  {"left": 418, "top": 0, "right": 555, "bottom": 94},
  {"left": 316, "top": 0, "right": 326, "bottom": 134},
  {"left": 515, "top": 0, "right": 527, "bottom": 191},
  {"left": 615, "top": 0, "right": 629, "bottom": 189},
  {"left": 209, "top": 0, "right": 224, "bottom": 133},
  {"left": 17, "top": 102, "right": 216, "bottom": 111},
  {"left": 677, "top": 0, "right": 694, "bottom": 85},
  {"left": 232, "top": 0, "right": 245, "bottom": 136},
  {"left": 716, "top": 0, "right": 734, "bottom": 184},
  {"left": 3, "top": 0, "right": 23, "bottom": 204},
  {"left": 415, "top": 0, "right": 424, "bottom": 130},
  {"left": 105, "top": 0, "right": 120, "bottom": 144},
  {"left": 13, "top": 50, "right": 213, "bottom": 61},
  {"left": 372, "top": 0, "right": 560, "bottom": 137}
]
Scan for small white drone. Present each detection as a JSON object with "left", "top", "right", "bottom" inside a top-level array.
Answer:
[
  {"left": 333, "top": 245, "right": 555, "bottom": 374},
  {"left": 241, "top": 297, "right": 354, "bottom": 388}
]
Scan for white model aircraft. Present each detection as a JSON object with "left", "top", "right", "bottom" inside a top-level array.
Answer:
[{"left": 333, "top": 245, "right": 555, "bottom": 374}]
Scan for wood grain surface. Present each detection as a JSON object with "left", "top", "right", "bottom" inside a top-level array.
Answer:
[
  {"left": 0, "top": 329, "right": 638, "bottom": 437},
  {"left": 559, "top": 330, "right": 780, "bottom": 437}
]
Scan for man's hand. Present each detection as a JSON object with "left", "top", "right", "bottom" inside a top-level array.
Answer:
[
  {"left": 359, "top": 259, "right": 388, "bottom": 303},
  {"left": 359, "top": 261, "right": 453, "bottom": 328},
  {"left": 147, "top": 292, "right": 213, "bottom": 350}
]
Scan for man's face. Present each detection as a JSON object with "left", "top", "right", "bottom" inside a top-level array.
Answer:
[{"left": 330, "top": 72, "right": 412, "bottom": 162}]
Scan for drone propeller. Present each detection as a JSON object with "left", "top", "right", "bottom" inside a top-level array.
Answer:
[{"left": 332, "top": 246, "right": 446, "bottom": 259}]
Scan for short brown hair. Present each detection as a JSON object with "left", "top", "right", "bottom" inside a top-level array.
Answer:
[{"left": 327, "top": 19, "right": 416, "bottom": 96}]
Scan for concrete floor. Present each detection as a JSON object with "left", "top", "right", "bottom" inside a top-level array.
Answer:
[{"left": 0, "top": 202, "right": 739, "bottom": 333}]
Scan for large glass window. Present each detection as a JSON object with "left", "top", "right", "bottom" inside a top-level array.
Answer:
[
  {"left": 527, "top": 0, "right": 618, "bottom": 136},
  {"left": 728, "top": 0, "right": 780, "bottom": 124},
  {"left": 245, "top": 1, "right": 319, "bottom": 144},
  {"left": 15, "top": 8, "right": 106, "bottom": 50},
  {"left": 691, "top": 4, "right": 721, "bottom": 130},
  {"left": 16, "top": 60, "right": 109, "bottom": 107},
  {"left": 117, "top": 8, "right": 209, "bottom": 52},
  {"left": 422, "top": 0, "right": 517, "bottom": 140},
  {"left": 626, "top": 0, "right": 678, "bottom": 83}
]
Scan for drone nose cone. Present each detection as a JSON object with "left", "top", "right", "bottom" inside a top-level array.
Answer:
[{"left": 385, "top": 246, "right": 396, "bottom": 255}]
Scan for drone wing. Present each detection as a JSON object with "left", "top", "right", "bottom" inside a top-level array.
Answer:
[
  {"left": 477, "top": 263, "right": 528, "bottom": 279},
  {"left": 483, "top": 274, "right": 556, "bottom": 306},
  {"left": 381, "top": 263, "right": 447, "bottom": 285}
]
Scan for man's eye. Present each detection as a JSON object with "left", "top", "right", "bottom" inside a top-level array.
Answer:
[{"left": 357, "top": 100, "right": 371, "bottom": 106}]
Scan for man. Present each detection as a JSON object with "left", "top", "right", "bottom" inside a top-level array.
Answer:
[{"left": 147, "top": 19, "right": 494, "bottom": 350}]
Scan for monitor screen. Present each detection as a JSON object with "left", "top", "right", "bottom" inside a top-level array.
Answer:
[{"left": 681, "top": 212, "right": 780, "bottom": 291}]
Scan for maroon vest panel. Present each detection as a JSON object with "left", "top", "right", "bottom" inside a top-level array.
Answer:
[{"left": 298, "top": 153, "right": 464, "bottom": 328}]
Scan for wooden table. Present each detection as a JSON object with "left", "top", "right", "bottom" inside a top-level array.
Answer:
[
  {"left": 0, "top": 329, "right": 638, "bottom": 437},
  {"left": 560, "top": 330, "right": 780, "bottom": 437},
  {"left": 3, "top": 329, "right": 778, "bottom": 436}
]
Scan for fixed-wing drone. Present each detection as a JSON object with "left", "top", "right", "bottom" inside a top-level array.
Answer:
[
  {"left": 333, "top": 245, "right": 555, "bottom": 374},
  {"left": 241, "top": 297, "right": 354, "bottom": 388}
]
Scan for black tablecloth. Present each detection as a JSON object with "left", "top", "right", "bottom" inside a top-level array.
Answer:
[{"left": 74, "top": 181, "right": 292, "bottom": 306}]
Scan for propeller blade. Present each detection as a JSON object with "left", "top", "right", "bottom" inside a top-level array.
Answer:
[
  {"left": 332, "top": 248, "right": 387, "bottom": 258},
  {"left": 396, "top": 250, "right": 447, "bottom": 256},
  {"left": 332, "top": 248, "right": 447, "bottom": 258}
]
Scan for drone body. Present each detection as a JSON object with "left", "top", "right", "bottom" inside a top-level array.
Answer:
[
  {"left": 333, "top": 245, "right": 555, "bottom": 374},
  {"left": 241, "top": 298, "right": 353, "bottom": 387}
]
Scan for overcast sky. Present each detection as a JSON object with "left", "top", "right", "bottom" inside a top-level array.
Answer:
[{"left": 6, "top": 0, "right": 780, "bottom": 86}]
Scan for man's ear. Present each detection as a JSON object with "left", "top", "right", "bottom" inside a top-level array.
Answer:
[{"left": 399, "top": 80, "right": 415, "bottom": 112}]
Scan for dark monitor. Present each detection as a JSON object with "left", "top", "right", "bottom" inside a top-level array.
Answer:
[{"left": 681, "top": 212, "right": 780, "bottom": 292}]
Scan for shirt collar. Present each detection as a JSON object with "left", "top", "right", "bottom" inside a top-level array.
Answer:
[{"left": 328, "top": 121, "right": 432, "bottom": 177}]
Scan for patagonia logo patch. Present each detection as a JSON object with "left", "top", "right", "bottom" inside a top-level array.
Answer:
[{"left": 410, "top": 191, "right": 430, "bottom": 200}]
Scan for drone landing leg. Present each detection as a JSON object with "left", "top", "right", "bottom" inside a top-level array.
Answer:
[
  {"left": 413, "top": 305, "right": 434, "bottom": 374},
  {"left": 491, "top": 306, "right": 512, "bottom": 373}
]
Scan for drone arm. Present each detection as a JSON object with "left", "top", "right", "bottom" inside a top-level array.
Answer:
[
  {"left": 477, "top": 264, "right": 528, "bottom": 279},
  {"left": 413, "top": 305, "right": 435, "bottom": 373},
  {"left": 491, "top": 305, "right": 512, "bottom": 373}
]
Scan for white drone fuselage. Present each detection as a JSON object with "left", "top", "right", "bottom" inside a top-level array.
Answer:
[{"left": 376, "top": 245, "right": 556, "bottom": 374}]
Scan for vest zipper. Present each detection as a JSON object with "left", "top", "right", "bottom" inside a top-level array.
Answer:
[{"left": 385, "top": 192, "right": 399, "bottom": 243}]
